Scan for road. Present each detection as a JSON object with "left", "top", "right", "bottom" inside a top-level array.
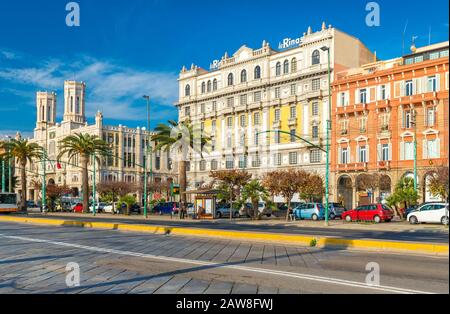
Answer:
[
  {"left": 0, "top": 221, "right": 448, "bottom": 294},
  {"left": 18, "top": 212, "right": 450, "bottom": 244}
]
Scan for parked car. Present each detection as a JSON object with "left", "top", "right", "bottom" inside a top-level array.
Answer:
[
  {"left": 129, "top": 203, "right": 141, "bottom": 214},
  {"left": 89, "top": 202, "right": 107, "bottom": 213},
  {"left": 240, "top": 202, "right": 273, "bottom": 218},
  {"left": 72, "top": 203, "right": 84, "bottom": 213},
  {"left": 186, "top": 203, "right": 195, "bottom": 217},
  {"left": 26, "top": 200, "right": 37, "bottom": 208},
  {"left": 153, "top": 202, "right": 179, "bottom": 215},
  {"left": 407, "top": 203, "right": 449, "bottom": 225},
  {"left": 327, "top": 202, "right": 346, "bottom": 220},
  {"left": 102, "top": 203, "right": 118, "bottom": 214},
  {"left": 342, "top": 204, "right": 394, "bottom": 223},
  {"left": 293, "top": 203, "right": 325, "bottom": 221},
  {"left": 215, "top": 203, "right": 239, "bottom": 219}
]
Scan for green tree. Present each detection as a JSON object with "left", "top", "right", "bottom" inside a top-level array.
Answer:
[
  {"left": 300, "top": 173, "right": 325, "bottom": 202},
  {"left": 58, "top": 133, "right": 111, "bottom": 213},
  {"left": 97, "top": 181, "right": 135, "bottom": 213},
  {"left": 427, "top": 165, "right": 449, "bottom": 201},
  {"left": 152, "top": 120, "right": 210, "bottom": 217},
  {"left": 262, "top": 170, "right": 308, "bottom": 221},
  {"left": 0, "top": 138, "right": 43, "bottom": 211},
  {"left": 119, "top": 194, "right": 137, "bottom": 216},
  {"left": 242, "top": 180, "right": 269, "bottom": 219},
  {"left": 387, "top": 177, "right": 419, "bottom": 218},
  {"left": 210, "top": 170, "right": 252, "bottom": 220}
]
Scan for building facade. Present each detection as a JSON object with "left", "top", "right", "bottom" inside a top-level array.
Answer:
[
  {"left": 176, "top": 23, "right": 375, "bottom": 193},
  {"left": 17, "top": 81, "right": 177, "bottom": 204},
  {"left": 331, "top": 42, "right": 449, "bottom": 210}
]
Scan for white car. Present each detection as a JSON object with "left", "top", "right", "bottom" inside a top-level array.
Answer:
[
  {"left": 407, "top": 203, "right": 449, "bottom": 225},
  {"left": 89, "top": 202, "right": 107, "bottom": 213},
  {"left": 102, "top": 203, "right": 119, "bottom": 214}
]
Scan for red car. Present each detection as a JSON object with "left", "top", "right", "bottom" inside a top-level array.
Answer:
[
  {"left": 72, "top": 203, "right": 84, "bottom": 213},
  {"left": 342, "top": 204, "right": 394, "bottom": 223}
]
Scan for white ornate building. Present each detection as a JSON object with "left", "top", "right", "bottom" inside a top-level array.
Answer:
[
  {"left": 17, "top": 80, "right": 177, "bottom": 204},
  {"left": 176, "top": 23, "right": 375, "bottom": 194}
]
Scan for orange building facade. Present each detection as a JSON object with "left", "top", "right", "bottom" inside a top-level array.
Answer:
[{"left": 331, "top": 42, "right": 449, "bottom": 210}]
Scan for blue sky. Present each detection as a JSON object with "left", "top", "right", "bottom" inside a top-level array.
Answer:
[{"left": 0, "top": 0, "right": 448, "bottom": 138}]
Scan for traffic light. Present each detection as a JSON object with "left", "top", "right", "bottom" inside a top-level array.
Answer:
[{"left": 172, "top": 184, "right": 180, "bottom": 196}]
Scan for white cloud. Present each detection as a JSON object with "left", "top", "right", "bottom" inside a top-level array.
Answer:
[
  {"left": 0, "top": 54, "right": 179, "bottom": 122},
  {"left": 0, "top": 50, "right": 20, "bottom": 60}
]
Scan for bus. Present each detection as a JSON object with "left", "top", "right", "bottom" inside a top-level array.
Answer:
[{"left": 0, "top": 193, "right": 18, "bottom": 213}]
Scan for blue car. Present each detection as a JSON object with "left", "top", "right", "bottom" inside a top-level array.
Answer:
[{"left": 293, "top": 203, "right": 325, "bottom": 221}]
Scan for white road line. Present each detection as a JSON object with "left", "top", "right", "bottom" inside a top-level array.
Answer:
[{"left": 0, "top": 233, "right": 436, "bottom": 294}]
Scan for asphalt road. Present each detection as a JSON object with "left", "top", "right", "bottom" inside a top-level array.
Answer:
[
  {"left": 15, "top": 212, "right": 450, "bottom": 244},
  {"left": 0, "top": 222, "right": 448, "bottom": 294}
]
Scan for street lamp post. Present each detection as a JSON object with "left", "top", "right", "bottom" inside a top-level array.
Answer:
[
  {"left": 412, "top": 109, "right": 418, "bottom": 191},
  {"left": 42, "top": 122, "right": 48, "bottom": 212},
  {"left": 143, "top": 95, "right": 151, "bottom": 218},
  {"left": 92, "top": 152, "right": 97, "bottom": 216},
  {"left": 8, "top": 136, "right": 12, "bottom": 193},
  {"left": 1, "top": 158, "right": 5, "bottom": 193},
  {"left": 321, "top": 45, "right": 332, "bottom": 227}
]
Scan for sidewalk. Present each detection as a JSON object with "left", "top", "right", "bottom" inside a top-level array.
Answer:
[
  {"left": 1, "top": 212, "right": 448, "bottom": 256},
  {"left": 24, "top": 210, "right": 449, "bottom": 233}
]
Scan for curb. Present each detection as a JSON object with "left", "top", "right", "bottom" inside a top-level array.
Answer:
[{"left": 0, "top": 215, "right": 448, "bottom": 256}]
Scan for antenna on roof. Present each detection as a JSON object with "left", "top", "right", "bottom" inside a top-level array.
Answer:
[
  {"left": 428, "top": 26, "right": 432, "bottom": 45},
  {"left": 402, "top": 20, "right": 409, "bottom": 56}
]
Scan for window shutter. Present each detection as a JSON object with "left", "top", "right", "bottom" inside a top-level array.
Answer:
[
  {"left": 414, "top": 78, "right": 421, "bottom": 94},
  {"left": 356, "top": 145, "right": 360, "bottom": 162},
  {"left": 436, "top": 138, "right": 441, "bottom": 158},
  {"left": 388, "top": 143, "right": 392, "bottom": 161},
  {"left": 400, "top": 81, "right": 405, "bottom": 97},
  {"left": 366, "top": 145, "right": 370, "bottom": 162},
  {"left": 338, "top": 147, "right": 342, "bottom": 164},
  {"left": 422, "top": 140, "right": 428, "bottom": 159},
  {"left": 355, "top": 90, "right": 360, "bottom": 104},
  {"left": 436, "top": 74, "right": 441, "bottom": 92},
  {"left": 401, "top": 108, "right": 405, "bottom": 128},
  {"left": 394, "top": 82, "right": 401, "bottom": 97},
  {"left": 400, "top": 142, "right": 404, "bottom": 160},
  {"left": 377, "top": 144, "right": 381, "bottom": 161},
  {"left": 369, "top": 87, "right": 376, "bottom": 102},
  {"left": 386, "top": 84, "right": 391, "bottom": 98}
]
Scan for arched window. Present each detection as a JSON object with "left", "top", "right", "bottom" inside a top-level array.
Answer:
[
  {"left": 283, "top": 60, "right": 289, "bottom": 74},
  {"left": 185, "top": 85, "right": 190, "bottom": 96},
  {"left": 254, "top": 66, "right": 261, "bottom": 79},
  {"left": 213, "top": 79, "right": 218, "bottom": 91},
  {"left": 207, "top": 80, "right": 212, "bottom": 92},
  {"left": 227, "top": 73, "right": 234, "bottom": 86},
  {"left": 241, "top": 69, "right": 247, "bottom": 83},
  {"left": 312, "top": 50, "right": 320, "bottom": 65},
  {"left": 201, "top": 82, "right": 206, "bottom": 94},
  {"left": 276, "top": 62, "right": 281, "bottom": 76},
  {"left": 291, "top": 58, "right": 297, "bottom": 72}
]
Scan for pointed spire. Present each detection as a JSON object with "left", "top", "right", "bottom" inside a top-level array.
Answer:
[{"left": 322, "top": 21, "right": 326, "bottom": 31}]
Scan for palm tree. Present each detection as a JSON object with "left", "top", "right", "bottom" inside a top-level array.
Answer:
[
  {"left": 0, "top": 138, "right": 43, "bottom": 212},
  {"left": 242, "top": 180, "right": 269, "bottom": 219},
  {"left": 58, "top": 133, "right": 111, "bottom": 213},
  {"left": 152, "top": 120, "right": 210, "bottom": 216}
]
